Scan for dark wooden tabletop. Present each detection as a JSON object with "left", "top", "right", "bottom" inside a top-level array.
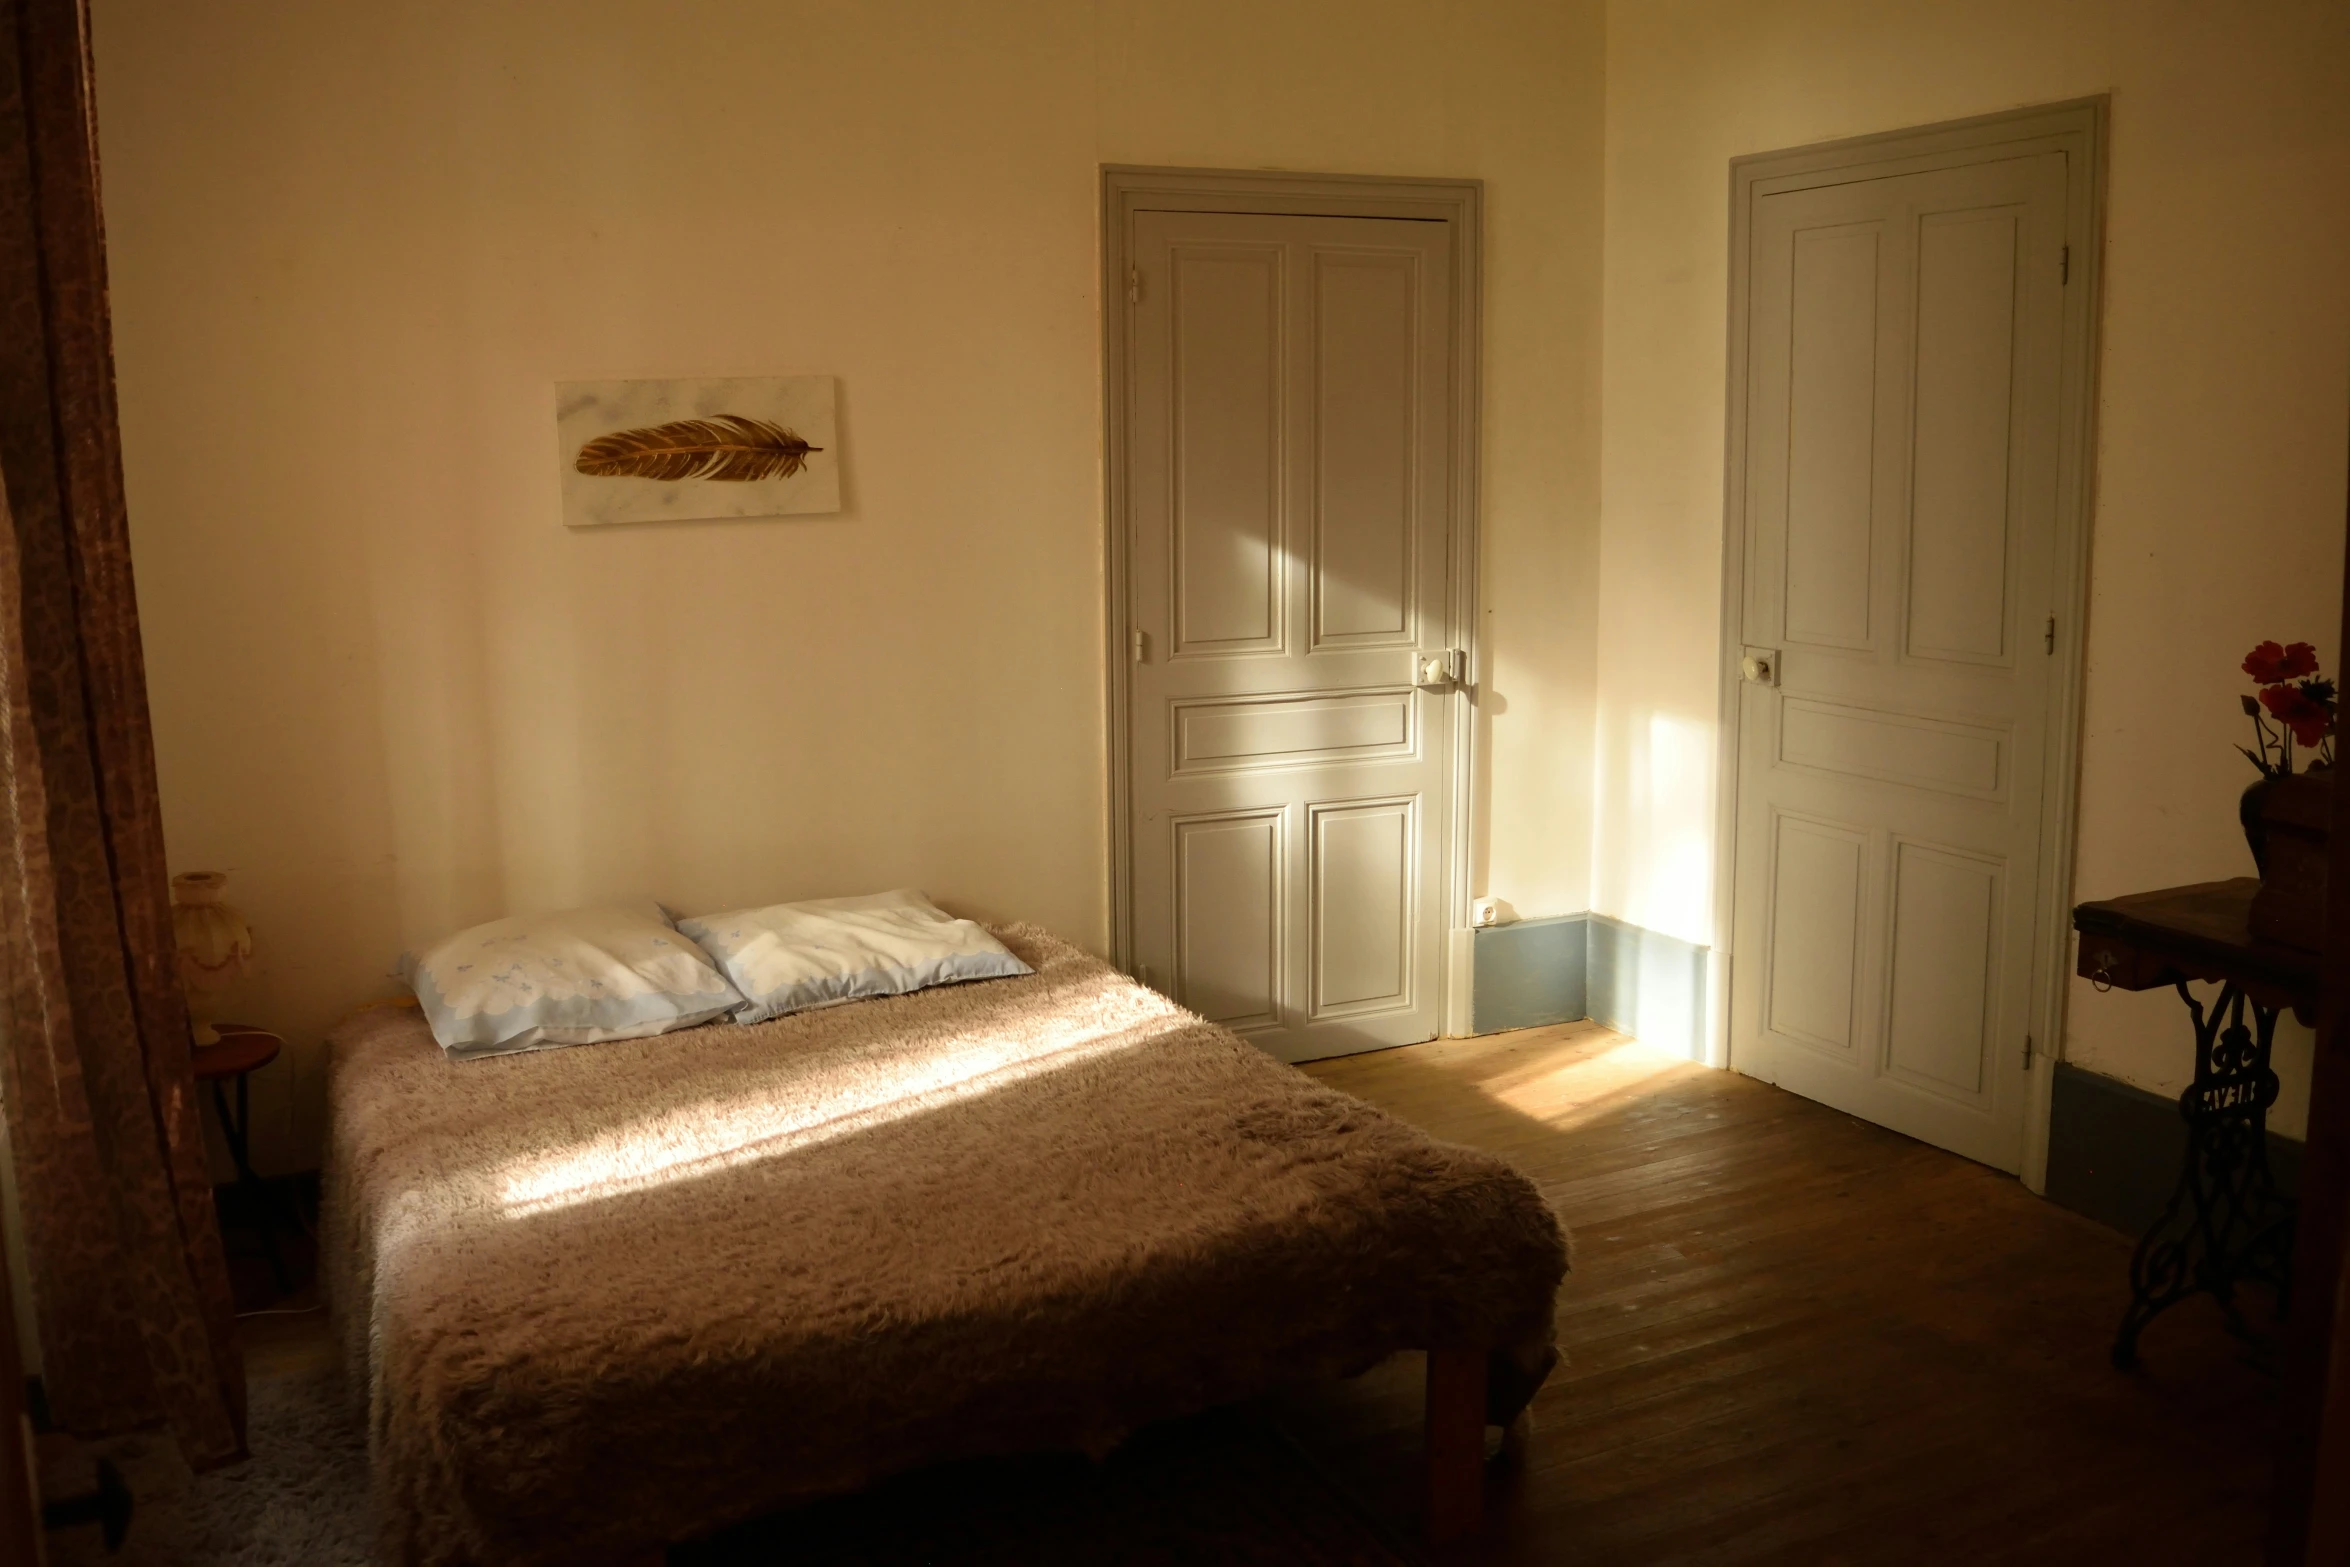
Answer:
[
  {"left": 190, "top": 1022, "right": 282, "bottom": 1080},
  {"left": 2073, "top": 878, "right": 2320, "bottom": 1012}
]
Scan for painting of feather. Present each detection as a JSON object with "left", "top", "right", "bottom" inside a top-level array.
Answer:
[
  {"left": 557, "top": 376, "right": 840, "bottom": 526},
  {"left": 576, "top": 416, "right": 820, "bottom": 483}
]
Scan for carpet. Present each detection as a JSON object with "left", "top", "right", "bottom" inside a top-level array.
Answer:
[
  {"left": 46, "top": 1368, "right": 1426, "bottom": 1566},
  {"left": 45, "top": 1368, "right": 373, "bottom": 1567}
]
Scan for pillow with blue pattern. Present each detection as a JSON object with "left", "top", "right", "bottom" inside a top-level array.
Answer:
[
  {"left": 400, "top": 902, "right": 745, "bottom": 1059},
  {"left": 675, "top": 888, "right": 1029, "bottom": 1026}
]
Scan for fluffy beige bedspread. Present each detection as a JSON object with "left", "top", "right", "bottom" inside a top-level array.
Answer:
[{"left": 323, "top": 926, "right": 1568, "bottom": 1566}]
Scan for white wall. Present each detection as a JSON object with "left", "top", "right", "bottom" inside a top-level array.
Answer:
[
  {"left": 92, "top": 0, "right": 1606, "bottom": 1170},
  {"left": 1596, "top": 0, "right": 2350, "bottom": 1131}
]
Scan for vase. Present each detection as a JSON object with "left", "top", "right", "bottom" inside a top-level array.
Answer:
[
  {"left": 2248, "top": 770, "right": 2332, "bottom": 951},
  {"left": 171, "top": 870, "right": 253, "bottom": 1046},
  {"left": 2240, "top": 775, "right": 2275, "bottom": 875}
]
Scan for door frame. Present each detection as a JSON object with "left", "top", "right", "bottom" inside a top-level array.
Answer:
[
  {"left": 1711, "top": 100, "right": 2108, "bottom": 1189},
  {"left": 1101, "top": 166, "right": 1484, "bottom": 1010}
]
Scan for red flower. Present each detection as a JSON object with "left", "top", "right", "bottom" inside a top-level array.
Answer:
[
  {"left": 2259, "top": 682, "right": 2334, "bottom": 748},
  {"left": 2243, "top": 640, "right": 2320, "bottom": 684}
]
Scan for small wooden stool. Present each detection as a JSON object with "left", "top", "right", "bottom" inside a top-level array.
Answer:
[{"left": 191, "top": 1023, "right": 291, "bottom": 1291}]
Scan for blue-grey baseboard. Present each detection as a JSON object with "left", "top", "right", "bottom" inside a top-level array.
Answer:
[
  {"left": 2044, "top": 1061, "right": 2304, "bottom": 1237},
  {"left": 1586, "top": 914, "right": 1708, "bottom": 1058},
  {"left": 1469, "top": 911, "right": 1708, "bottom": 1057},
  {"left": 1468, "top": 914, "right": 1588, "bottom": 1035}
]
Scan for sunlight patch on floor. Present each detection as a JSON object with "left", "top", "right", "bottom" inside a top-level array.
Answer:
[
  {"left": 1303, "top": 1022, "right": 1702, "bottom": 1138},
  {"left": 1471, "top": 1032, "right": 1692, "bottom": 1131}
]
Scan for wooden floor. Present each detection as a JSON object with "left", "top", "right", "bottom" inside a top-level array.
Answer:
[
  {"left": 1280, "top": 1023, "right": 2280, "bottom": 1565},
  {"left": 236, "top": 1022, "right": 2281, "bottom": 1564}
]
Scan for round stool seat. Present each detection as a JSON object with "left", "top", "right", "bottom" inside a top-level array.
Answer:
[{"left": 191, "top": 1023, "right": 281, "bottom": 1080}]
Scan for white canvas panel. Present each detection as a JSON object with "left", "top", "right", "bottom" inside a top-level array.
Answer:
[{"left": 556, "top": 374, "right": 840, "bottom": 527}]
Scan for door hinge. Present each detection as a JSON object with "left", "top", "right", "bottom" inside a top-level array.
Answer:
[
  {"left": 1130, "top": 627, "right": 1146, "bottom": 663},
  {"left": 2023, "top": 1033, "right": 2035, "bottom": 1070},
  {"left": 2059, "top": 245, "right": 2070, "bottom": 285},
  {"left": 2043, "top": 615, "right": 2057, "bottom": 654},
  {"left": 1128, "top": 264, "right": 1142, "bottom": 305}
]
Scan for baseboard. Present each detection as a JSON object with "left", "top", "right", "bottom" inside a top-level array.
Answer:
[
  {"left": 1585, "top": 914, "right": 1709, "bottom": 1059},
  {"left": 2044, "top": 1062, "right": 2305, "bottom": 1237},
  {"left": 1468, "top": 915, "right": 1587, "bottom": 1034},
  {"left": 1466, "top": 938, "right": 2308, "bottom": 1224},
  {"left": 1466, "top": 912, "right": 1709, "bottom": 1056}
]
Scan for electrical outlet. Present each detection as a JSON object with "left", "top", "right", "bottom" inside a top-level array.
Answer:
[{"left": 1470, "top": 897, "right": 1502, "bottom": 928}]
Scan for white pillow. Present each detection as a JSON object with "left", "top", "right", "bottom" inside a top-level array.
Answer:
[
  {"left": 400, "top": 902, "right": 746, "bottom": 1060},
  {"left": 675, "top": 888, "right": 1031, "bottom": 1025}
]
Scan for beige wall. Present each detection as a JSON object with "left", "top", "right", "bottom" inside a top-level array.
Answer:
[
  {"left": 1596, "top": 0, "right": 2350, "bottom": 1132},
  {"left": 93, "top": 0, "right": 1606, "bottom": 1170},
  {"left": 106, "top": 0, "right": 2344, "bottom": 1169}
]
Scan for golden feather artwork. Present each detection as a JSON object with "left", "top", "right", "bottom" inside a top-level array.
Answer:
[{"left": 574, "top": 415, "right": 822, "bottom": 483}]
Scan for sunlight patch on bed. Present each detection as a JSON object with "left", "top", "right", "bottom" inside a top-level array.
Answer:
[{"left": 492, "top": 1013, "right": 1187, "bottom": 1217}]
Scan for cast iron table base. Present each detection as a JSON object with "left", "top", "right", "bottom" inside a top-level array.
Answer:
[
  {"left": 2110, "top": 979, "right": 2297, "bottom": 1369},
  {"left": 2072, "top": 879, "right": 2314, "bottom": 1370}
]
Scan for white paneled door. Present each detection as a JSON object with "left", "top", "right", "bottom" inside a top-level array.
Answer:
[
  {"left": 1729, "top": 150, "right": 2076, "bottom": 1171},
  {"left": 1123, "top": 209, "right": 1457, "bottom": 1063}
]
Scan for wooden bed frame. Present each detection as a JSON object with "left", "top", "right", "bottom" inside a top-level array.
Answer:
[
  {"left": 330, "top": 927, "right": 1565, "bottom": 1566},
  {"left": 1425, "top": 1346, "right": 1491, "bottom": 1543},
  {"left": 618, "top": 1347, "right": 1491, "bottom": 1565}
]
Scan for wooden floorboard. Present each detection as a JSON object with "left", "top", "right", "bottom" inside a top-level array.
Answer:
[{"left": 1281, "top": 1022, "right": 2279, "bottom": 1565}]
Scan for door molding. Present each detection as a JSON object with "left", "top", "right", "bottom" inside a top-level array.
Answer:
[
  {"left": 1102, "top": 167, "right": 1484, "bottom": 1000},
  {"left": 1712, "top": 100, "right": 2107, "bottom": 1191}
]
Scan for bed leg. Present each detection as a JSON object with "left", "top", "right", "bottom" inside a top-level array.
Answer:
[{"left": 1425, "top": 1346, "right": 1486, "bottom": 1545}]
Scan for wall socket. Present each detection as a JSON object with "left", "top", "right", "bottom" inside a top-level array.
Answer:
[{"left": 1470, "top": 896, "right": 1504, "bottom": 928}]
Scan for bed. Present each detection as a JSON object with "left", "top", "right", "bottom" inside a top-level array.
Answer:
[{"left": 323, "top": 924, "right": 1570, "bottom": 1566}]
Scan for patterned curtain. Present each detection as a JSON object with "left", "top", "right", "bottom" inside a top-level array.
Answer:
[{"left": 0, "top": 0, "right": 243, "bottom": 1467}]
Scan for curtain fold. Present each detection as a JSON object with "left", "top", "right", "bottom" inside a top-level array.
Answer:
[{"left": 0, "top": 0, "right": 243, "bottom": 1468}]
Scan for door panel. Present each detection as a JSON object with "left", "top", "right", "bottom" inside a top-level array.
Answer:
[
  {"left": 1128, "top": 210, "right": 1455, "bottom": 1062},
  {"left": 1311, "top": 798, "right": 1415, "bottom": 1016},
  {"left": 1731, "top": 152, "right": 2070, "bottom": 1171},
  {"left": 1907, "top": 209, "right": 2022, "bottom": 664},
  {"left": 1783, "top": 224, "right": 1882, "bottom": 650},
  {"left": 1313, "top": 251, "right": 1421, "bottom": 646},
  {"left": 1778, "top": 697, "right": 2009, "bottom": 800},
  {"left": 1764, "top": 812, "right": 1867, "bottom": 1055},
  {"left": 1173, "top": 690, "right": 1415, "bottom": 775},
  {"left": 1171, "top": 245, "right": 1283, "bottom": 654},
  {"left": 1883, "top": 839, "right": 2003, "bottom": 1099},
  {"left": 1174, "top": 810, "right": 1282, "bottom": 1030}
]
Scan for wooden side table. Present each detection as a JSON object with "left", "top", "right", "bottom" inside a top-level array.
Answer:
[
  {"left": 190, "top": 1022, "right": 291, "bottom": 1291},
  {"left": 2072, "top": 879, "right": 2312, "bottom": 1368}
]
